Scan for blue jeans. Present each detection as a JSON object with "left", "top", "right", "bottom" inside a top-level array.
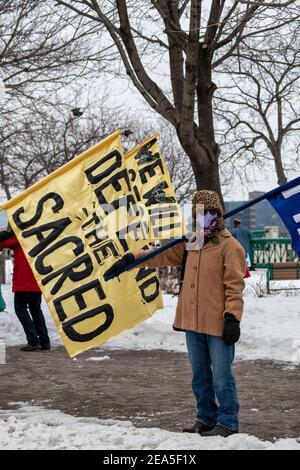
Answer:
[
  {"left": 186, "top": 331, "right": 239, "bottom": 432},
  {"left": 14, "top": 292, "right": 50, "bottom": 348}
]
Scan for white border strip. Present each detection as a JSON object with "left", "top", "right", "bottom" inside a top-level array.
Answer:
[{"left": 282, "top": 184, "right": 300, "bottom": 199}]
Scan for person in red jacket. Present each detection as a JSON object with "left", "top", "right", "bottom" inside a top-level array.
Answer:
[{"left": 0, "top": 229, "right": 50, "bottom": 351}]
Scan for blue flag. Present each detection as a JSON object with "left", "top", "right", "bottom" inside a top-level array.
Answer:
[{"left": 266, "top": 177, "right": 300, "bottom": 257}]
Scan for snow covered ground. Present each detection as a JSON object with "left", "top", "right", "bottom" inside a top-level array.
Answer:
[
  {"left": 0, "top": 404, "right": 299, "bottom": 450},
  {"left": 1, "top": 271, "right": 299, "bottom": 364},
  {"left": 0, "top": 271, "right": 299, "bottom": 450}
]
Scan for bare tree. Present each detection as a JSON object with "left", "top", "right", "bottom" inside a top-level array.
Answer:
[
  {"left": 215, "top": 18, "right": 300, "bottom": 185},
  {"left": 0, "top": 95, "right": 121, "bottom": 195},
  {"left": 238, "top": 1, "right": 295, "bottom": 6},
  {"left": 155, "top": 121, "right": 196, "bottom": 203},
  {"left": 53, "top": 0, "right": 299, "bottom": 201},
  {"left": 0, "top": 95, "right": 195, "bottom": 202},
  {"left": 0, "top": 0, "right": 115, "bottom": 101},
  {"left": 123, "top": 118, "right": 196, "bottom": 203},
  {"left": 0, "top": 0, "right": 117, "bottom": 198}
]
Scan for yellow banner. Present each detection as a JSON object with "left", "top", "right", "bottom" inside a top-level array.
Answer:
[
  {"left": 125, "top": 134, "right": 185, "bottom": 240},
  {"left": 2, "top": 131, "right": 162, "bottom": 357},
  {"left": 2, "top": 131, "right": 183, "bottom": 357}
]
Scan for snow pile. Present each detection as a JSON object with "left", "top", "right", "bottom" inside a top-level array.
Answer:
[
  {"left": 239, "top": 296, "right": 300, "bottom": 362},
  {"left": 0, "top": 405, "right": 299, "bottom": 450},
  {"left": 86, "top": 355, "right": 111, "bottom": 362}
]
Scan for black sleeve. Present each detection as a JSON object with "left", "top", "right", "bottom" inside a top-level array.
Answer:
[{"left": 0, "top": 230, "right": 14, "bottom": 243}]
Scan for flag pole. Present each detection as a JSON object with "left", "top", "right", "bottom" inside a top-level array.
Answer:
[
  {"left": 107, "top": 193, "right": 269, "bottom": 278},
  {"left": 108, "top": 176, "right": 300, "bottom": 277},
  {"left": 223, "top": 193, "right": 266, "bottom": 219}
]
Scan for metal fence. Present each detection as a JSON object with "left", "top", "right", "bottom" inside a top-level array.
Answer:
[{"left": 250, "top": 238, "right": 299, "bottom": 268}]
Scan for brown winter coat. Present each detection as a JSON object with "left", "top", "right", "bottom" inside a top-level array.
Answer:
[{"left": 141, "top": 229, "right": 246, "bottom": 337}]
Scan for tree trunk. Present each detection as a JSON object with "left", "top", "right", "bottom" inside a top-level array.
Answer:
[
  {"left": 273, "top": 147, "right": 287, "bottom": 185},
  {"left": 177, "top": 50, "right": 223, "bottom": 205},
  {"left": 177, "top": 132, "right": 223, "bottom": 205},
  {"left": 191, "top": 153, "right": 222, "bottom": 192}
]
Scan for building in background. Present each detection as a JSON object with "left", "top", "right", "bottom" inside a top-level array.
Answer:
[
  {"left": 248, "top": 191, "right": 264, "bottom": 230},
  {"left": 225, "top": 192, "right": 288, "bottom": 237}
]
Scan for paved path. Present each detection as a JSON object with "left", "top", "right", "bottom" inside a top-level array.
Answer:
[{"left": 0, "top": 347, "right": 299, "bottom": 441}]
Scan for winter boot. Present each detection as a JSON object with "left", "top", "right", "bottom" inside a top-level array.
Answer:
[
  {"left": 182, "top": 421, "right": 214, "bottom": 434},
  {"left": 202, "top": 425, "right": 238, "bottom": 437},
  {"left": 19, "top": 344, "right": 41, "bottom": 352}
]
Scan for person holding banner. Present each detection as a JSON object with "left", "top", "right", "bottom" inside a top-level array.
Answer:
[
  {"left": 0, "top": 229, "right": 51, "bottom": 352},
  {"left": 105, "top": 190, "right": 246, "bottom": 437}
]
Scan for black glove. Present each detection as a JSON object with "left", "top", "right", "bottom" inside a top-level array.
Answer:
[
  {"left": 104, "top": 253, "right": 135, "bottom": 281},
  {"left": 222, "top": 313, "right": 240, "bottom": 346}
]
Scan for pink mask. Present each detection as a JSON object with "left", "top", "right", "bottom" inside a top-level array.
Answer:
[{"left": 204, "top": 212, "right": 217, "bottom": 229}]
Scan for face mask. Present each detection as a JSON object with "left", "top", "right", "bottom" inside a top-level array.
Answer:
[
  {"left": 195, "top": 211, "right": 216, "bottom": 229},
  {"left": 203, "top": 211, "right": 217, "bottom": 229}
]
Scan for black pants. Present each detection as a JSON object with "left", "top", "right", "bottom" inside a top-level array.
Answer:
[{"left": 14, "top": 292, "right": 50, "bottom": 348}]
